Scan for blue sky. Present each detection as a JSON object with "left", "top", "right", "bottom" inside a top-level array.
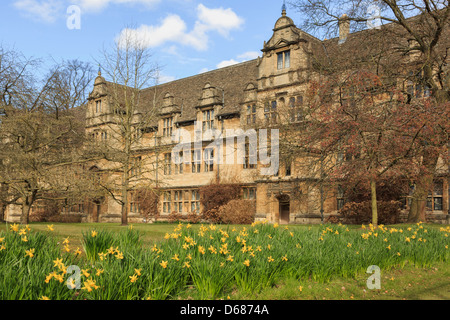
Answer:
[{"left": 0, "top": 0, "right": 303, "bottom": 84}]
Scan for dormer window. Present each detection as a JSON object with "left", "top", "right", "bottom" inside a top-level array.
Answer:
[
  {"left": 163, "top": 117, "right": 173, "bottom": 137},
  {"left": 95, "top": 100, "right": 102, "bottom": 113},
  {"left": 277, "top": 50, "right": 290, "bottom": 70},
  {"left": 202, "top": 109, "right": 214, "bottom": 131}
]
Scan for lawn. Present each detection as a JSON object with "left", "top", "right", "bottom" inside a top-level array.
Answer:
[{"left": 0, "top": 221, "right": 448, "bottom": 300}]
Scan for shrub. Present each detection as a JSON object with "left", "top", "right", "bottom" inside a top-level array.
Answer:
[
  {"left": 167, "top": 211, "right": 184, "bottom": 223},
  {"left": 201, "top": 208, "right": 222, "bottom": 224},
  {"left": 339, "top": 200, "right": 402, "bottom": 225},
  {"left": 186, "top": 212, "right": 202, "bottom": 224},
  {"left": 199, "top": 183, "right": 241, "bottom": 212},
  {"left": 218, "top": 199, "right": 256, "bottom": 224},
  {"left": 135, "top": 188, "right": 159, "bottom": 219}
]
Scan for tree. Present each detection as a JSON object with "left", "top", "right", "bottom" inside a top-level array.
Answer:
[
  {"left": 288, "top": 0, "right": 450, "bottom": 222},
  {"left": 93, "top": 28, "right": 161, "bottom": 226},
  {"left": 0, "top": 46, "right": 95, "bottom": 224}
]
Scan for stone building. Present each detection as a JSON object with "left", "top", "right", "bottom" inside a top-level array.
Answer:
[{"left": 6, "top": 6, "right": 448, "bottom": 224}]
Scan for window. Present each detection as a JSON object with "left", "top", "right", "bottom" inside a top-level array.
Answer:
[
  {"left": 243, "top": 187, "right": 256, "bottom": 200},
  {"left": 101, "top": 131, "right": 108, "bottom": 141},
  {"left": 192, "top": 150, "right": 201, "bottom": 173},
  {"left": 427, "top": 180, "right": 443, "bottom": 211},
  {"left": 183, "top": 190, "right": 190, "bottom": 213},
  {"left": 337, "top": 185, "right": 345, "bottom": 210},
  {"left": 130, "top": 192, "right": 140, "bottom": 213},
  {"left": 285, "top": 162, "right": 291, "bottom": 176},
  {"left": 202, "top": 109, "right": 214, "bottom": 131},
  {"left": 130, "top": 156, "right": 142, "bottom": 178},
  {"left": 246, "top": 105, "right": 256, "bottom": 124},
  {"left": 163, "top": 191, "right": 171, "bottom": 213},
  {"left": 289, "top": 96, "right": 303, "bottom": 122},
  {"left": 243, "top": 141, "right": 256, "bottom": 169},
  {"left": 95, "top": 100, "right": 102, "bottom": 113},
  {"left": 164, "top": 153, "right": 172, "bottom": 175},
  {"left": 163, "top": 117, "right": 173, "bottom": 137},
  {"left": 133, "top": 127, "right": 142, "bottom": 141},
  {"left": 204, "top": 148, "right": 214, "bottom": 172},
  {"left": 174, "top": 151, "right": 184, "bottom": 174},
  {"left": 264, "top": 101, "right": 277, "bottom": 124},
  {"left": 406, "top": 71, "right": 431, "bottom": 99},
  {"left": 277, "top": 50, "right": 290, "bottom": 70},
  {"left": 174, "top": 190, "right": 183, "bottom": 213},
  {"left": 71, "top": 203, "right": 84, "bottom": 213},
  {"left": 191, "top": 190, "right": 200, "bottom": 213}
]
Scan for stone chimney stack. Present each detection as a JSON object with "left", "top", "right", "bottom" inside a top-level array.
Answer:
[{"left": 338, "top": 14, "right": 350, "bottom": 44}]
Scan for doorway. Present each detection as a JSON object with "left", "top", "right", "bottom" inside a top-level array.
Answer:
[{"left": 280, "top": 202, "right": 290, "bottom": 224}]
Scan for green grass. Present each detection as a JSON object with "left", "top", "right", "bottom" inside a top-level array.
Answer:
[{"left": 0, "top": 221, "right": 448, "bottom": 300}]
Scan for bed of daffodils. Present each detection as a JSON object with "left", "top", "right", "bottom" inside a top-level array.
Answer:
[{"left": 0, "top": 221, "right": 448, "bottom": 300}]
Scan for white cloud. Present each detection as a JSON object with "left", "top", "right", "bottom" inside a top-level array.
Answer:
[
  {"left": 198, "top": 67, "right": 209, "bottom": 74},
  {"left": 196, "top": 4, "right": 244, "bottom": 37},
  {"left": 72, "top": 0, "right": 160, "bottom": 13},
  {"left": 237, "top": 51, "right": 260, "bottom": 60},
  {"left": 13, "top": 0, "right": 64, "bottom": 23},
  {"left": 116, "top": 4, "right": 244, "bottom": 51},
  {"left": 216, "top": 51, "right": 260, "bottom": 69},
  {"left": 157, "top": 73, "right": 176, "bottom": 84},
  {"left": 216, "top": 59, "right": 239, "bottom": 69},
  {"left": 116, "top": 14, "right": 187, "bottom": 48}
]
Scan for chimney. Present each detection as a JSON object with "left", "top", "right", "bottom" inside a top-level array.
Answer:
[{"left": 338, "top": 14, "right": 350, "bottom": 44}]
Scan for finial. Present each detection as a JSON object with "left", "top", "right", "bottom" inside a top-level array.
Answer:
[
  {"left": 282, "top": 0, "right": 287, "bottom": 16},
  {"left": 98, "top": 64, "right": 102, "bottom": 76}
]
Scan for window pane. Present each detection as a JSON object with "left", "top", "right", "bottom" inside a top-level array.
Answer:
[
  {"left": 434, "top": 197, "right": 443, "bottom": 210},
  {"left": 277, "top": 53, "right": 283, "bottom": 69},
  {"left": 284, "top": 51, "right": 290, "bottom": 68}
]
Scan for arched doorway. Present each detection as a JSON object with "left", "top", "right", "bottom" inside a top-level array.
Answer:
[{"left": 276, "top": 193, "right": 290, "bottom": 224}]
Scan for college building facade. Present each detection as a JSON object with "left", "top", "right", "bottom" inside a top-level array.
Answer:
[{"left": 5, "top": 7, "right": 449, "bottom": 224}]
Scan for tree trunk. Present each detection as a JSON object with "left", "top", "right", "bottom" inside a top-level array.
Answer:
[
  {"left": 0, "top": 203, "right": 6, "bottom": 223},
  {"left": 121, "top": 170, "right": 129, "bottom": 226},
  {"left": 20, "top": 202, "right": 31, "bottom": 225},
  {"left": 370, "top": 177, "right": 378, "bottom": 227},
  {"left": 407, "top": 149, "right": 438, "bottom": 223}
]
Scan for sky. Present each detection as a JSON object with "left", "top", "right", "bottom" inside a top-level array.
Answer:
[{"left": 0, "top": 0, "right": 306, "bottom": 85}]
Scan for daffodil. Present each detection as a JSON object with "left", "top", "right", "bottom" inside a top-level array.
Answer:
[
  {"left": 115, "top": 252, "right": 124, "bottom": 259},
  {"left": 281, "top": 255, "right": 288, "bottom": 261},
  {"left": 243, "top": 259, "right": 250, "bottom": 267},
  {"left": 96, "top": 269, "right": 104, "bottom": 276},
  {"left": 25, "top": 248, "right": 35, "bottom": 258},
  {"left": 160, "top": 260, "right": 168, "bottom": 269},
  {"left": 53, "top": 257, "right": 63, "bottom": 268},
  {"left": 171, "top": 254, "right": 179, "bottom": 261},
  {"left": 183, "top": 261, "right": 191, "bottom": 268},
  {"left": 91, "top": 230, "right": 98, "bottom": 237},
  {"left": 40, "top": 296, "right": 50, "bottom": 300},
  {"left": 47, "top": 225, "right": 54, "bottom": 231},
  {"left": 130, "top": 274, "right": 138, "bottom": 283},
  {"left": 63, "top": 237, "right": 70, "bottom": 245},
  {"left": 81, "top": 269, "right": 90, "bottom": 278},
  {"left": 10, "top": 224, "right": 19, "bottom": 232}
]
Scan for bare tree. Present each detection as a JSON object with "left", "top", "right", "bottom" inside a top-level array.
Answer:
[
  {"left": 0, "top": 46, "right": 96, "bottom": 224},
  {"left": 93, "top": 28, "right": 162, "bottom": 226}
]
